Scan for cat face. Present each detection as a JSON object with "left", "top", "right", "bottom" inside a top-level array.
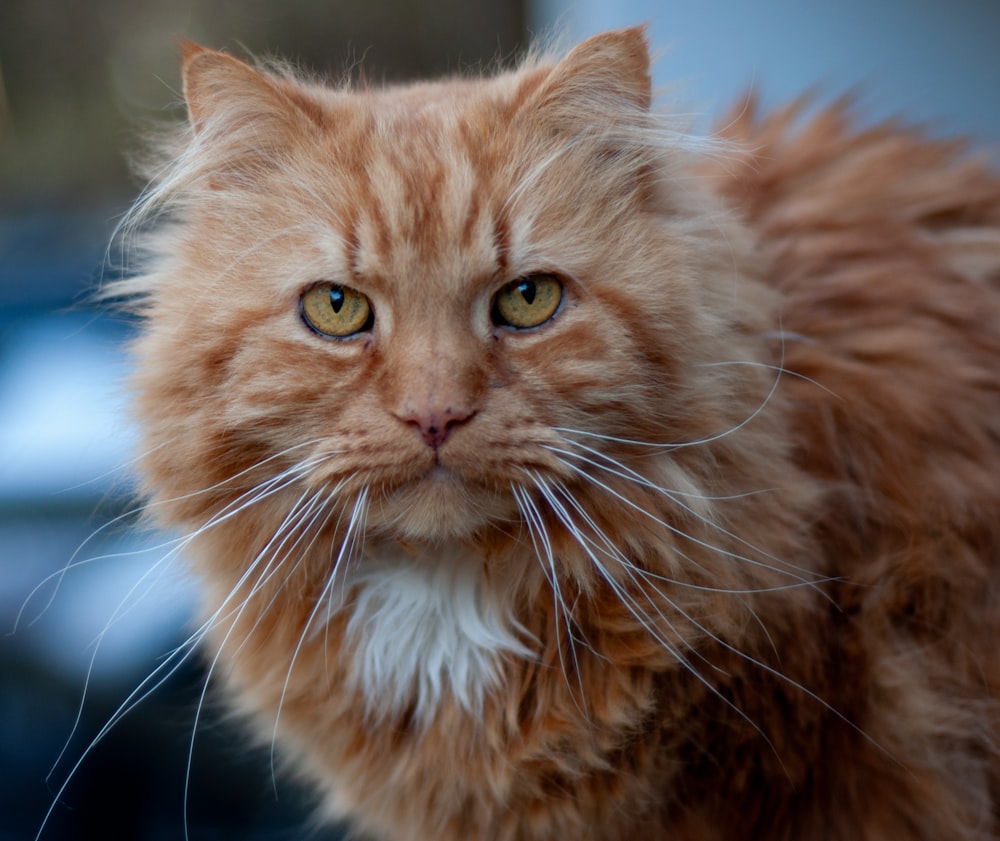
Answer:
[
  {"left": 128, "top": 30, "right": 762, "bottom": 556},
  {"left": 118, "top": 27, "right": 824, "bottom": 747}
]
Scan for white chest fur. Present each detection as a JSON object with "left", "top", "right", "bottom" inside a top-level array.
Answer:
[{"left": 343, "top": 543, "right": 534, "bottom": 720}]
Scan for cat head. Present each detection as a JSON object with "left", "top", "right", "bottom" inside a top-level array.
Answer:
[{"left": 123, "top": 27, "right": 773, "bottom": 579}]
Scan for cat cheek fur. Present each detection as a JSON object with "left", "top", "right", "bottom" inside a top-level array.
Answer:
[{"left": 117, "top": 25, "right": 1000, "bottom": 841}]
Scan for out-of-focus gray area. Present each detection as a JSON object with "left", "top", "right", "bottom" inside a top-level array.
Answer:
[
  {"left": 2, "top": 0, "right": 998, "bottom": 838},
  {"left": 0, "top": 2, "right": 525, "bottom": 838},
  {"left": 533, "top": 0, "right": 1000, "bottom": 155}
]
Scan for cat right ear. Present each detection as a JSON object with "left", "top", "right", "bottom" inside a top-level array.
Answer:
[
  {"left": 178, "top": 41, "right": 320, "bottom": 176},
  {"left": 530, "top": 26, "right": 653, "bottom": 126}
]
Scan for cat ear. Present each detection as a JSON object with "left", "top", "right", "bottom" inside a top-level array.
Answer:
[
  {"left": 182, "top": 43, "right": 288, "bottom": 134},
  {"left": 178, "top": 41, "right": 322, "bottom": 183},
  {"left": 532, "top": 26, "right": 653, "bottom": 124},
  {"left": 176, "top": 43, "right": 331, "bottom": 194}
]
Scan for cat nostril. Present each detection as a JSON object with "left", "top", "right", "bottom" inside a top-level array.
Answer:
[{"left": 401, "top": 407, "right": 474, "bottom": 450}]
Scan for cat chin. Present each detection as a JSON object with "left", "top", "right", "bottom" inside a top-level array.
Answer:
[
  {"left": 343, "top": 541, "right": 535, "bottom": 721},
  {"left": 369, "top": 473, "right": 518, "bottom": 542}
]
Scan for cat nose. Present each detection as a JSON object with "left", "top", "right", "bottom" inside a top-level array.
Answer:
[{"left": 397, "top": 404, "right": 475, "bottom": 450}]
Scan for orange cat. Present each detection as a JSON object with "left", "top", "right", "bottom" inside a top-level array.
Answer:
[{"left": 118, "top": 26, "right": 1000, "bottom": 840}]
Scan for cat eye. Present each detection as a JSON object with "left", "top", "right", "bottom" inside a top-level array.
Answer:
[
  {"left": 491, "top": 274, "right": 563, "bottom": 329},
  {"left": 300, "top": 281, "right": 374, "bottom": 338}
]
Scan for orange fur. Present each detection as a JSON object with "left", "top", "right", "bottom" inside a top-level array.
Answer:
[{"left": 120, "top": 27, "right": 1000, "bottom": 840}]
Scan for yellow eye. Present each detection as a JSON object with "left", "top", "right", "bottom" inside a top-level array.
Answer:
[
  {"left": 301, "top": 282, "right": 373, "bottom": 338},
  {"left": 492, "top": 274, "right": 563, "bottom": 329}
]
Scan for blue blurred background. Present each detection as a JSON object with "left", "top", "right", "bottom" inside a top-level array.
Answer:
[{"left": 1, "top": 0, "right": 998, "bottom": 838}]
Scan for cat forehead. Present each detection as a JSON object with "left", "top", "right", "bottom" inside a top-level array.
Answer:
[
  {"left": 305, "top": 67, "right": 535, "bottom": 145},
  {"left": 362, "top": 73, "right": 523, "bottom": 114},
  {"left": 301, "top": 81, "right": 546, "bottom": 282},
  {"left": 348, "top": 60, "right": 540, "bottom": 113}
]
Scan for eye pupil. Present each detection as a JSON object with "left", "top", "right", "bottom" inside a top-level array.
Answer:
[
  {"left": 329, "top": 287, "right": 345, "bottom": 313},
  {"left": 519, "top": 280, "right": 536, "bottom": 305}
]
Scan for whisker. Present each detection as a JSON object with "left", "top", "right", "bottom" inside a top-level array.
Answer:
[
  {"left": 181, "top": 484, "right": 336, "bottom": 841},
  {"left": 35, "top": 628, "right": 205, "bottom": 841},
  {"left": 696, "top": 358, "right": 837, "bottom": 397},
  {"left": 36, "top": 447, "right": 340, "bottom": 841},
  {"left": 42, "top": 455, "right": 328, "bottom": 796},
  {"left": 250, "top": 488, "right": 370, "bottom": 777},
  {"left": 16, "top": 440, "right": 331, "bottom": 631},
  {"left": 512, "top": 483, "right": 593, "bottom": 715},
  {"left": 547, "top": 444, "right": 826, "bottom": 590},
  {"left": 275, "top": 487, "right": 369, "bottom": 768},
  {"left": 530, "top": 469, "right": 892, "bottom": 770},
  {"left": 550, "top": 318, "right": 794, "bottom": 455},
  {"left": 528, "top": 474, "right": 786, "bottom": 763}
]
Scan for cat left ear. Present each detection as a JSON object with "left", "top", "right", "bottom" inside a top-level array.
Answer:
[
  {"left": 177, "top": 43, "right": 324, "bottom": 189},
  {"left": 181, "top": 40, "right": 329, "bottom": 147},
  {"left": 180, "top": 42, "right": 297, "bottom": 136},
  {"left": 531, "top": 26, "right": 653, "bottom": 124}
]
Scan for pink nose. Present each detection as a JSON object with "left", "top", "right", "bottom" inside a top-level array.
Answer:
[{"left": 399, "top": 406, "right": 474, "bottom": 449}]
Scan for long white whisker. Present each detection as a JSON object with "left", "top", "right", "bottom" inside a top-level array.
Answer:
[
  {"left": 696, "top": 358, "right": 837, "bottom": 397},
  {"left": 531, "top": 475, "right": 681, "bottom": 651},
  {"left": 268, "top": 488, "right": 369, "bottom": 778},
  {"left": 535, "top": 471, "right": 892, "bottom": 768},
  {"left": 180, "top": 484, "right": 334, "bottom": 841},
  {"left": 43, "top": 457, "right": 324, "bottom": 791},
  {"left": 624, "top": 555, "right": 890, "bottom": 762},
  {"left": 529, "top": 474, "right": 787, "bottom": 767},
  {"left": 257, "top": 493, "right": 344, "bottom": 794},
  {"left": 324, "top": 486, "right": 369, "bottom": 633},
  {"left": 548, "top": 445, "right": 824, "bottom": 590},
  {"left": 36, "top": 448, "right": 339, "bottom": 841},
  {"left": 549, "top": 323, "right": 791, "bottom": 455},
  {"left": 34, "top": 629, "right": 205, "bottom": 841},
  {"left": 16, "top": 441, "right": 331, "bottom": 633},
  {"left": 512, "top": 483, "right": 593, "bottom": 714},
  {"left": 42, "top": 480, "right": 317, "bottom": 814}
]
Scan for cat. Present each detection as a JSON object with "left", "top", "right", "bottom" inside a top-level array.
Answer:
[{"left": 113, "top": 25, "right": 1000, "bottom": 841}]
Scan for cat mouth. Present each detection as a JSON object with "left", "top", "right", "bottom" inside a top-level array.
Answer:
[
  {"left": 407, "top": 447, "right": 486, "bottom": 485},
  {"left": 369, "top": 465, "right": 516, "bottom": 540},
  {"left": 425, "top": 463, "right": 456, "bottom": 480},
  {"left": 402, "top": 462, "right": 478, "bottom": 498}
]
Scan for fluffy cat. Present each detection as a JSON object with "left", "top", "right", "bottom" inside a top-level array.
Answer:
[{"left": 117, "top": 25, "right": 1000, "bottom": 841}]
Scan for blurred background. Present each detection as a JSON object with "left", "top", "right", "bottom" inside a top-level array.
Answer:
[{"left": 1, "top": 0, "right": 998, "bottom": 838}]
